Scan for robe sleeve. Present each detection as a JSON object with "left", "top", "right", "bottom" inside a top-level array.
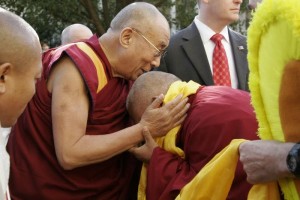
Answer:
[{"left": 146, "top": 147, "right": 197, "bottom": 200}]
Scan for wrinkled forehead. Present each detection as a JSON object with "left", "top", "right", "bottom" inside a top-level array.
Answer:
[{"left": 148, "top": 18, "right": 170, "bottom": 48}]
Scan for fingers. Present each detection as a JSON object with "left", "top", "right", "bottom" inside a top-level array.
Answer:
[
  {"left": 172, "top": 103, "right": 190, "bottom": 125},
  {"left": 172, "top": 114, "right": 187, "bottom": 127},
  {"left": 142, "top": 127, "right": 152, "bottom": 141},
  {"left": 129, "top": 127, "right": 157, "bottom": 162},
  {"left": 164, "top": 96, "right": 189, "bottom": 115},
  {"left": 128, "top": 146, "right": 138, "bottom": 154},
  {"left": 163, "top": 95, "right": 190, "bottom": 126},
  {"left": 142, "top": 127, "right": 158, "bottom": 148},
  {"left": 163, "top": 94, "right": 184, "bottom": 110},
  {"left": 148, "top": 94, "right": 164, "bottom": 109}
]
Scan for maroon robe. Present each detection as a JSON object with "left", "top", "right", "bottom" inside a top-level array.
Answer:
[
  {"left": 146, "top": 86, "right": 259, "bottom": 200},
  {"left": 7, "top": 35, "right": 139, "bottom": 199}
]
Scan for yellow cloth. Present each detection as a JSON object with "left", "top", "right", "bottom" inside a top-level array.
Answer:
[
  {"left": 175, "top": 139, "right": 280, "bottom": 200},
  {"left": 137, "top": 80, "right": 200, "bottom": 200}
]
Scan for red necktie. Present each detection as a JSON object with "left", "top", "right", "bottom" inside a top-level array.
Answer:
[{"left": 211, "top": 33, "right": 231, "bottom": 86}]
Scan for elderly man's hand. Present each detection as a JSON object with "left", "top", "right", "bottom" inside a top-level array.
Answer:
[
  {"left": 139, "top": 94, "right": 190, "bottom": 138},
  {"left": 239, "top": 140, "right": 294, "bottom": 184}
]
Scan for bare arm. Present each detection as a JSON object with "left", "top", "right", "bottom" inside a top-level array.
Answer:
[
  {"left": 239, "top": 140, "right": 294, "bottom": 184},
  {"left": 48, "top": 57, "right": 189, "bottom": 170}
]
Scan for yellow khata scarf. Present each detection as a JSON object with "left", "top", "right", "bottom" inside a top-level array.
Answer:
[
  {"left": 138, "top": 80, "right": 200, "bottom": 200},
  {"left": 176, "top": 139, "right": 280, "bottom": 200}
]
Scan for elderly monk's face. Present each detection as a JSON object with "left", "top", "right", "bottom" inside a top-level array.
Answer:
[{"left": 116, "top": 19, "right": 170, "bottom": 81}]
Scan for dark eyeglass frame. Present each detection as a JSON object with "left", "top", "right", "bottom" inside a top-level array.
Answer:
[{"left": 130, "top": 27, "right": 167, "bottom": 58}]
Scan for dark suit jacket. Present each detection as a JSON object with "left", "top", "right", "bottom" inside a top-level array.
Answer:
[{"left": 158, "top": 22, "right": 249, "bottom": 91}]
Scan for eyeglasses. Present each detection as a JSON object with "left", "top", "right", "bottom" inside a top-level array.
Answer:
[{"left": 130, "top": 27, "right": 167, "bottom": 58}]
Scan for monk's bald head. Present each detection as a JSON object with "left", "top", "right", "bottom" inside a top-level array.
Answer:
[
  {"left": 0, "top": 8, "right": 41, "bottom": 71},
  {"left": 61, "top": 23, "right": 93, "bottom": 45},
  {"left": 126, "top": 71, "right": 180, "bottom": 123},
  {"left": 110, "top": 2, "right": 168, "bottom": 33}
]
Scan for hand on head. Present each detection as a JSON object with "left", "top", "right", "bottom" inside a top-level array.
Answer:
[
  {"left": 127, "top": 71, "right": 190, "bottom": 138},
  {"left": 139, "top": 93, "right": 189, "bottom": 138}
]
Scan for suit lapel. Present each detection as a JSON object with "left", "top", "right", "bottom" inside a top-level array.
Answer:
[
  {"left": 181, "top": 23, "right": 214, "bottom": 85},
  {"left": 229, "top": 30, "right": 249, "bottom": 90}
]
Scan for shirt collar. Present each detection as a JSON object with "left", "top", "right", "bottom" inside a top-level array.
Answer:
[{"left": 193, "top": 16, "right": 229, "bottom": 44}]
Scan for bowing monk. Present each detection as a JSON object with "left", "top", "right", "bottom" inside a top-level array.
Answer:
[
  {"left": 127, "top": 71, "right": 259, "bottom": 200},
  {"left": 7, "top": 2, "right": 189, "bottom": 199}
]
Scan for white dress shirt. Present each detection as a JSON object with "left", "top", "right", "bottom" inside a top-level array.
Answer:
[
  {"left": 0, "top": 127, "right": 11, "bottom": 200},
  {"left": 194, "top": 16, "right": 238, "bottom": 89}
]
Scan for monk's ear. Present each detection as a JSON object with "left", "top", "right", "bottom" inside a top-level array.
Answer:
[
  {"left": 119, "top": 27, "right": 134, "bottom": 48},
  {"left": 0, "top": 63, "right": 12, "bottom": 94}
]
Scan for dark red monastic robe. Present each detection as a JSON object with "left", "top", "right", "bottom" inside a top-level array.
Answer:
[
  {"left": 7, "top": 35, "right": 139, "bottom": 199},
  {"left": 146, "top": 86, "right": 259, "bottom": 200}
]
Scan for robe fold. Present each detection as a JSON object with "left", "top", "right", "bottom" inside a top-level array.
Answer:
[{"left": 7, "top": 35, "right": 139, "bottom": 200}]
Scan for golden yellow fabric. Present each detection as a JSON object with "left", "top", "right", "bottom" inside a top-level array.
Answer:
[
  {"left": 175, "top": 139, "right": 280, "bottom": 200},
  {"left": 137, "top": 80, "right": 200, "bottom": 200},
  {"left": 248, "top": 0, "right": 300, "bottom": 198},
  {"left": 248, "top": 183, "right": 281, "bottom": 200},
  {"left": 175, "top": 139, "right": 245, "bottom": 200},
  {"left": 76, "top": 42, "right": 108, "bottom": 93}
]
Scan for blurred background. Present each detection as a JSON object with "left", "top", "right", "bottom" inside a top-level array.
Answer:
[{"left": 0, "top": 0, "right": 252, "bottom": 47}]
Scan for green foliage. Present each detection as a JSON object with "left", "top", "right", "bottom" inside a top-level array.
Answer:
[
  {"left": 1, "top": 0, "right": 93, "bottom": 46},
  {"left": 0, "top": 0, "right": 251, "bottom": 47},
  {"left": 230, "top": 0, "right": 250, "bottom": 35},
  {"left": 174, "top": 0, "right": 197, "bottom": 30}
]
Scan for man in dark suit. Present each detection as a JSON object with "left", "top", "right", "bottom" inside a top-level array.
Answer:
[{"left": 158, "top": 0, "right": 249, "bottom": 91}]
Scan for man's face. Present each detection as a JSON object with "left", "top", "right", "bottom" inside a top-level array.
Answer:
[
  {"left": 116, "top": 21, "right": 170, "bottom": 81},
  {"left": 206, "top": 0, "right": 243, "bottom": 24},
  {"left": 0, "top": 42, "right": 42, "bottom": 127}
]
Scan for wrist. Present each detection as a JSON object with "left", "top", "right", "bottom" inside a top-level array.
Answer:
[
  {"left": 286, "top": 142, "right": 300, "bottom": 178},
  {"left": 135, "top": 123, "right": 146, "bottom": 142}
]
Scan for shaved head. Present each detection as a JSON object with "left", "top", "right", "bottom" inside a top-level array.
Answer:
[
  {"left": 61, "top": 23, "right": 93, "bottom": 44},
  {"left": 0, "top": 8, "right": 41, "bottom": 71},
  {"left": 110, "top": 2, "right": 169, "bottom": 33},
  {"left": 126, "top": 71, "right": 180, "bottom": 123}
]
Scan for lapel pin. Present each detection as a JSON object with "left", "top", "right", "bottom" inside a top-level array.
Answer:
[{"left": 238, "top": 46, "right": 244, "bottom": 50}]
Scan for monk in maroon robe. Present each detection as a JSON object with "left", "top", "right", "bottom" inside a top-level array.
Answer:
[
  {"left": 7, "top": 3, "right": 189, "bottom": 199},
  {"left": 127, "top": 71, "right": 259, "bottom": 200}
]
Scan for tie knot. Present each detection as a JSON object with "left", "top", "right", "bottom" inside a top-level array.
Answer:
[{"left": 211, "top": 33, "right": 224, "bottom": 43}]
